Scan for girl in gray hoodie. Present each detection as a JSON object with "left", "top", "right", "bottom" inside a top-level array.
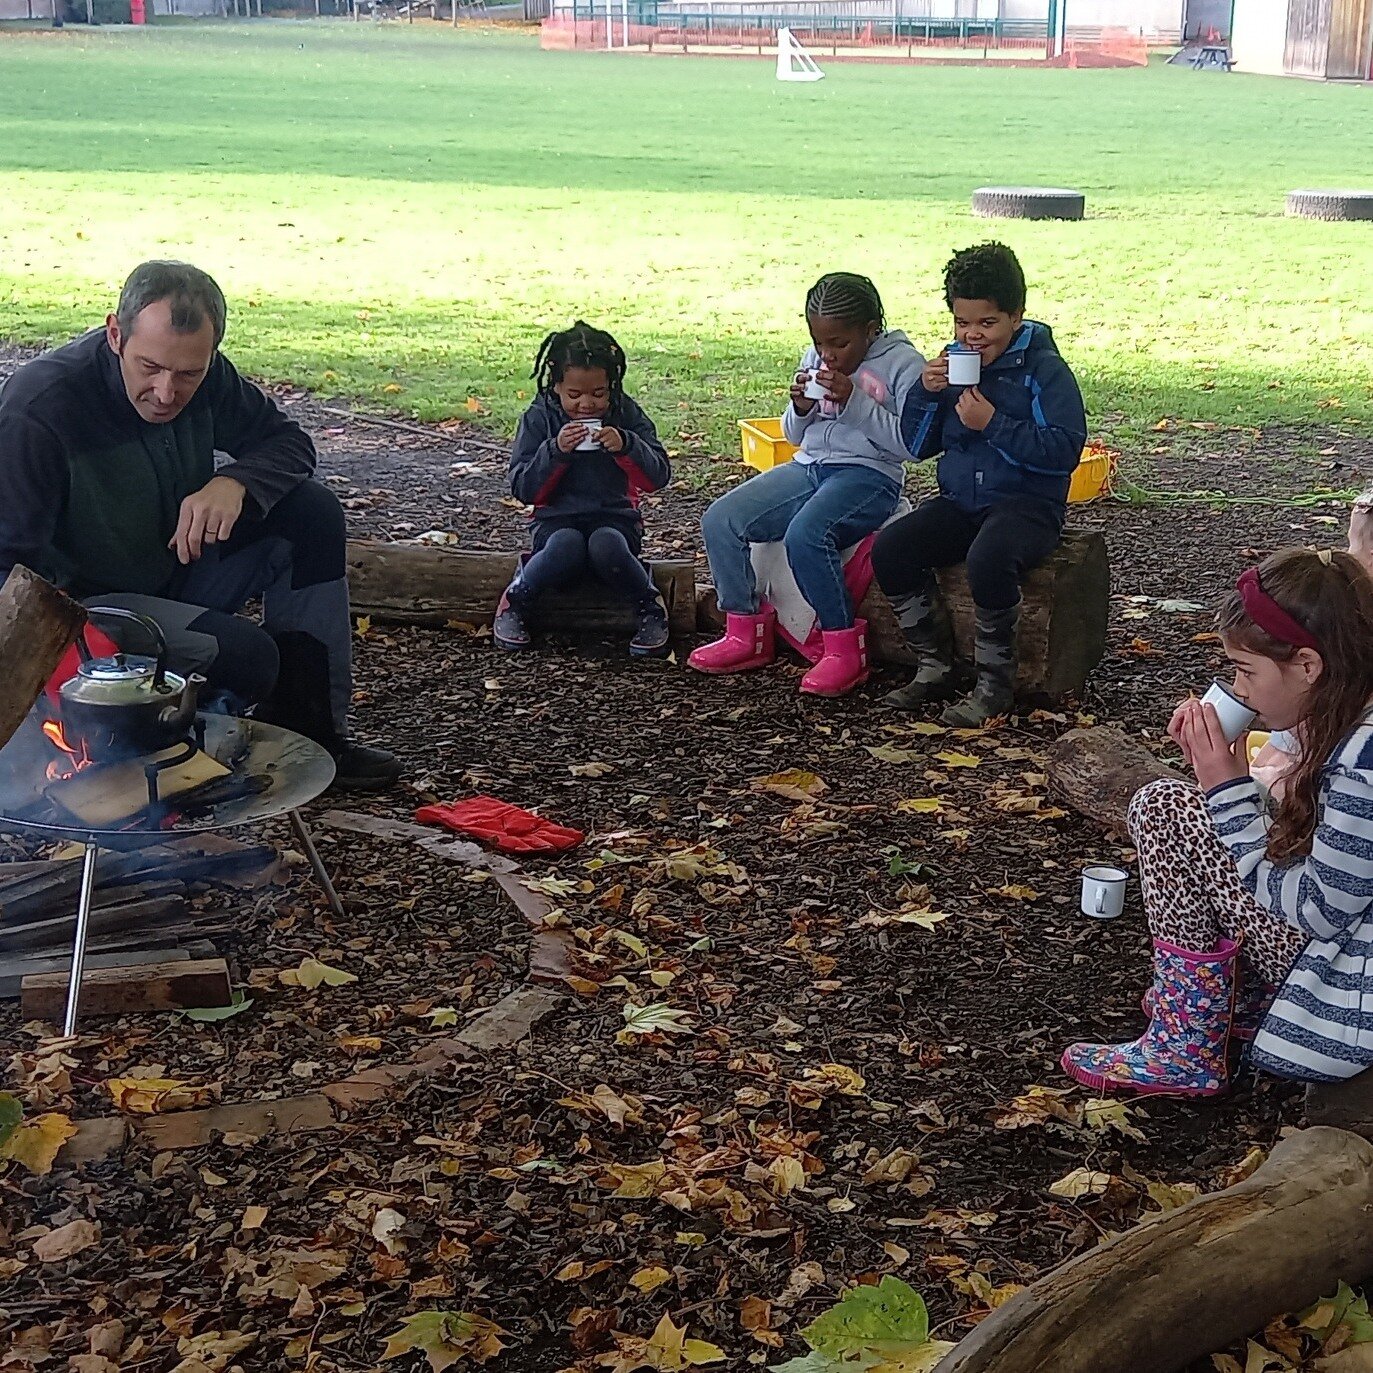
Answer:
[{"left": 689, "top": 273, "right": 923, "bottom": 697}]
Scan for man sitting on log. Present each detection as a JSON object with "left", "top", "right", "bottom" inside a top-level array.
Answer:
[{"left": 0, "top": 260, "right": 401, "bottom": 790}]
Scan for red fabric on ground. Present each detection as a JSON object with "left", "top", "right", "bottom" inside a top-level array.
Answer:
[{"left": 415, "top": 797, "right": 585, "bottom": 853}]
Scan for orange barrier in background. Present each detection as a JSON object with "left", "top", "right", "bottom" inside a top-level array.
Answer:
[{"left": 541, "top": 16, "right": 1147, "bottom": 66}]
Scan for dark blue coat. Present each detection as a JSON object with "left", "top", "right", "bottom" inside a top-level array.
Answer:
[
  {"left": 509, "top": 390, "right": 671, "bottom": 535},
  {"left": 900, "top": 321, "right": 1087, "bottom": 516}
]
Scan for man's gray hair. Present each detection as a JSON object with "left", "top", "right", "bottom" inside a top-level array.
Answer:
[{"left": 115, "top": 261, "right": 228, "bottom": 347}]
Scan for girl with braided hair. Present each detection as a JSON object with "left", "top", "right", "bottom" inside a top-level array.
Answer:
[
  {"left": 690, "top": 273, "right": 924, "bottom": 696},
  {"left": 497, "top": 321, "right": 673, "bottom": 657}
]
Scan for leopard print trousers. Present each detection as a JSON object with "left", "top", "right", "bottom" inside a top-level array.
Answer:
[{"left": 1128, "top": 777, "right": 1307, "bottom": 985}]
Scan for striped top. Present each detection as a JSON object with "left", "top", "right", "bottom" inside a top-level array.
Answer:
[{"left": 1206, "top": 712, "right": 1373, "bottom": 1082}]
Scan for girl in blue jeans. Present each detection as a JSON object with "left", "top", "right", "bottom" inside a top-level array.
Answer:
[{"left": 689, "top": 274, "right": 923, "bottom": 696}]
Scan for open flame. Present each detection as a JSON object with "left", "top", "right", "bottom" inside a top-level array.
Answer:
[{"left": 42, "top": 719, "right": 92, "bottom": 781}]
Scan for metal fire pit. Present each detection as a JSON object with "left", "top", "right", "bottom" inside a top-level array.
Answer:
[{"left": 0, "top": 715, "right": 341, "bottom": 1034}]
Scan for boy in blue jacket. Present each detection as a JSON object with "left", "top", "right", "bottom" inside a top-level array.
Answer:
[
  {"left": 872, "top": 243, "right": 1087, "bottom": 725},
  {"left": 496, "top": 322, "right": 673, "bottom": 657}
]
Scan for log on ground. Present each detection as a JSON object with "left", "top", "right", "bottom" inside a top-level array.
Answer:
[
  {"left": 21, "top": 955, "right": 232, "bottom": 1020},
  {"left": 934, "top": 1126, "right": 1373, "bottom": 1373},
  {"left": 697, "top": 530, "right": 1109, "bottom": 704},
  {"left": 1045, "top": 725, "right": 1179, "bottom": 833},
  {"left": 346, "top": 540, "right": 697, "bottom": 636},
  {"left": 1307, "top": 1074, "right": 1373, "bottom": 1142},
  {"left": 0, "top": 565, "right": 86, "bottom": 754}
]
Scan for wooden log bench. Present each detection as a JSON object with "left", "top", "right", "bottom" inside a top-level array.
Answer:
[
  {"left": 935, "top": 1127, "right": 1373, "bottom": 1373},
  {"left": 346, "top": 540, "right": 697, "bottom": 637},
  {"left": 699, "top": 528, "right": 1109, "bottom": 705}
]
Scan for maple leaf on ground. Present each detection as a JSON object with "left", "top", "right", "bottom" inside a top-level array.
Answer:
[
  {"left": 105, "top": 1077, "right": 219, "bottom": 1115},
  {"left": 988, "top": 884, "right": 1040, "bottom": 903},
  {"left": 32, "top": 1218, "right": 99, "bottom": 1263},
  {"left": 752, "top": 769, "right": 828, "bottom": 802},
  {"left": 278, "top": 956, "right": 357, "bottom": 990},
  {"left": 1083, "top": 1097, "right": 1147, "bottom": 1142},
  {"left": 934, "top": 751, "right": 981, "bottom": 769},
  {"left": 0, "top": 1095, "right": 77, "bottom": 1176},
  {"left": 865, "top": 745, "right": 923, "bottom": 764},
  {"left": 895, "top": 798, "right": 943, "bottom": 815},
  {"left": 779, "top": 1276, "right": 954, "bottom": 1373},
  {"left": 619, "top": 1003, "right": 695, "bottom": 1038},
  {"left": 599, "top": 1313, "right": 726, "bottom": 1371},
  {"left": 1047, "top": 1167, "right": 1118, "bottom": 1200},
  {"left": 381, "top": 1311, "right": 506, "bottom": 1371},
  {"left": 990, "top": 1085, "right": 1081, "bottom": 1131},
  {"left": 630, "top": 1265, "right": 673, "bottom": 1294}
]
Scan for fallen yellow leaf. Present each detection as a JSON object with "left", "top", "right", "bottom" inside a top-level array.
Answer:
[
  {"left": 279, "top": 957, "right": 357, "bottom": 990},
  {"left": 105, "top": 1077, "right": 218, "bottom": 1115},
  {"left": 0, "top": 1112, "right": 76, "bottom": 1175}
]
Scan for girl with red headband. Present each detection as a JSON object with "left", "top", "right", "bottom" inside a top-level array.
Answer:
[{"left": 1063, "top": 547, "right": 1373, "bottom": 1094}]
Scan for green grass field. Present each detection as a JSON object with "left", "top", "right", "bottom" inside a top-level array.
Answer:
[{"left": 1, "top": 21, "right": 1371, "bottom": 457}]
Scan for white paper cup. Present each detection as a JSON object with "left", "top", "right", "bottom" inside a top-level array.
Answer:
[
  {"left": 575, "top": 418, "right": 604, "bottom": 451},
  {"left": 1201, "top": 681, "right": 1257, "bottom": 742},
  {"left": 803, "top": 369, "right": 829, "bottom": 401},
  {"left": 946, "top": 348, "right": 981, "bottom": 387},
  {"left": 1081, "top": 865, "right": 1127, "bottom": 920}
]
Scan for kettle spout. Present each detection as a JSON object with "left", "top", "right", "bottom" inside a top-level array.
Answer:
[{"left": 158, "top": 672, "right": 207, "bottom": 736}]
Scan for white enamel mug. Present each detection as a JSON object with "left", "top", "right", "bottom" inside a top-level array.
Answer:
[
  {"left": 803, "top": 368, "right": 829, "bottom": 401},
  {"left": 575, "top": 417, "right": 604, "bottom": 451},
  {"left": 1201, "top": 680, "right": 1258, "bottom": 743},
  {"left": 1081, "top": 865, "right": 1128, "bottom": 919},
  {"left": 946, "top": 346, "right": 981, "bottom": 387}
]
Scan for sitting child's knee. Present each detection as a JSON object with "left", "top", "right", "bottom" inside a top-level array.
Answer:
[{"left": 1127, "top": 776, "right": 1200, "bottom": 840}]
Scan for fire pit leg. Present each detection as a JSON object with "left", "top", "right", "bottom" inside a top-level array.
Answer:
[
  {"left": 288, "top": 810, "right": 345, "bottom": 919},
  {"left": 62, "top": 841, "right": 100, "bottom": 1037}
]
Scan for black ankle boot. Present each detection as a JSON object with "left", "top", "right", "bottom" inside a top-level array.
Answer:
[{"left": 259, "top": 632, "right": 403, "bottom": 791}]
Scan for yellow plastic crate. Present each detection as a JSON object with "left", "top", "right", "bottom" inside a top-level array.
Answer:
[
  {"left": 1068, "top": 449, "right": 1112, "bottom": 503},
  {"left": 739, "top": 417, "right": 799, "bottom": 471}
]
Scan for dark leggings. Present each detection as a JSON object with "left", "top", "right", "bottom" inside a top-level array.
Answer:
[
  {"left": 872, "top": 496, "right": 1062, "bottom": 611},
  {"left": 520, "top": 526, "right": 656, "bottom": 605}
]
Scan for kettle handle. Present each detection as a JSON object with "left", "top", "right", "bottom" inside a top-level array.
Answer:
[{"left": 82, "top": 606, "right": 172, "bottom": 688}]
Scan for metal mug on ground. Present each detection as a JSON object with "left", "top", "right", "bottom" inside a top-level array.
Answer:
[
  {"left": 1200, "top": 680, "right": 1258, "bottom": 743},
  {"left": 1081, "top": 865, "right": 1128, "bottom": 919}
]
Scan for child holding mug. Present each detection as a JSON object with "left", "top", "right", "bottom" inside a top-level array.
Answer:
[
  {"left": 871, "top": 243, "right": 1087, "bottom": 726},
  {"left": 496, "top": 322, "right": 672, "bottom": 657},
  {"left": 689, "top": 273, "right": 923, "bottom": 696},
  {"left": 1062, "top": 548, "right": 1373, "bottom": 1095}
]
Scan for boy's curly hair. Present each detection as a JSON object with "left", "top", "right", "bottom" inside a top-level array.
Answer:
[{"left": 943, "top": 242, "right": 1027, "bottom": 316}]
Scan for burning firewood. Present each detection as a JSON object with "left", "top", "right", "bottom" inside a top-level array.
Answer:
[{"left": 44, "top": 746, "right": 230, "bottom": 828}]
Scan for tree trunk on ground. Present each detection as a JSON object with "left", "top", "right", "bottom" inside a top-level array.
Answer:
[
  {"left": 935, "top": 1126, "right": 1373, "bottom": 1373},
  {"left": 697, "top": 529, "right": 1110, "bottom": 706},
  {"left": 0, "top": 566, "right": 86, "bottom": 755},
  {"left": 346, "top": 540, "right": 698, "bottom": 637},
  {"left": 1044, "top": 725, "right": 1179, "bottom": 833}
]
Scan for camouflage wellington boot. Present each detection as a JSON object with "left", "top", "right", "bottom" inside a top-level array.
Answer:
[
  {"left": 941, "top": 601, "right": 1019, "bottom": 728},
  {"left": 881, "top": 575, "right": 956, "bottom": 710}
]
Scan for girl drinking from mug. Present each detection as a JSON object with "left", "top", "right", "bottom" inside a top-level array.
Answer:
[
  {"left": 496, "top": 322, "right": 672, "bottom": 657},
  {"left": 688, "top": 273, "right": 923, "bottom": 696},
  {"left": 1062, "top": 548, "right": 1373, "bottom": 1095}
]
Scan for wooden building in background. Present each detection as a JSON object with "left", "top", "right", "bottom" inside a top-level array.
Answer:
[{"left": 1232, "top": 0, "right": 1373, "bottom": 77}]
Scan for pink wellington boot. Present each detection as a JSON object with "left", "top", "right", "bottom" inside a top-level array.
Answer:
[
  {"left": 800, "top": 621, "right": 870, "bottom": 697},
  {"left": 688, "top": 608, "right": 777, "bottom": 675}
]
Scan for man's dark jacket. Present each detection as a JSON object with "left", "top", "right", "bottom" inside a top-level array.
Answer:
[{"left": 0, "top": 328, "right": 315, "bottom": 596}]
